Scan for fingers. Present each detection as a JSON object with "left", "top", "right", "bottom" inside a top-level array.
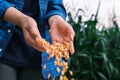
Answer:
[
  {"left": 63, "top": 50, "right": 69, "bottom": 60},
  {"left": 35, "top": 37, "right": 48, "bottom": 52},
  {"left": 27, "top": 24, "right": 41, "bottom": 40},
  {"left": 63, "top": 41, "right": 74, "bottom": 60},
  {"left": 23, "top": 27, "right": 47, "bottom": 52},
  {"left": 66, "top": 24, "right": 75, "bottom": 41},
  {"left": 65, "top": 24, "right": 75, "bottom": 54},
  {"left": 21, "top": 17, "right": 49, "bottom": 52},
  {"left": 69, "top": 41, "right": 75, "bottom": 54},
  {"left": 23, "top": 29, "right": 40, "bottom": 50}
]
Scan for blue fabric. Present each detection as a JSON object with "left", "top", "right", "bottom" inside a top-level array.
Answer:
[
  {"left": 0, "top": 0, "right": 41, "bottom": 68},
  {"left": 0, "top": 0, "right": 66, "bottom": 79}
]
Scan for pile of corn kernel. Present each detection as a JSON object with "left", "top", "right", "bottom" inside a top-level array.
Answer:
[{"left": 38, "top": 38, "right": 74, "bottom": 80}]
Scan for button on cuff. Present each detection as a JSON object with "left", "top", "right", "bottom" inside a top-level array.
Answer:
[
  {"left": 0, "top": 48, "right": 2, "bottom": 52},
  {"left": 7, "top": 29, "right": 11, "bottom": 33}
]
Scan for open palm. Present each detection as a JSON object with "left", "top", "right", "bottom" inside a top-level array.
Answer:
[{"left": 49, "top": 15, "right": 75, "bottom": 54}]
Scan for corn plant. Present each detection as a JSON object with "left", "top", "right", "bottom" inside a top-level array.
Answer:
[{"left": 66, "top": 13, "right": 120, "bottom": 80}]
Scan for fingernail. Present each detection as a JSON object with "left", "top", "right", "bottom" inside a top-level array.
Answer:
[
  {"left": 70, "top": 36, "right": 73, "bottom": 41},
  {"left": 70, "top": 49, "right": 75, "bottom": 55}
]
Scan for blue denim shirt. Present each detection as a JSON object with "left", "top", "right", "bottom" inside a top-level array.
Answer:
[{"left": 0, "top": 0, "right": 66, "bottom": 79}]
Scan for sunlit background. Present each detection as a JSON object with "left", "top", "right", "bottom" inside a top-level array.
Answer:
[{"left": 63, "top": 0, "right": 120, "bottom": 29}]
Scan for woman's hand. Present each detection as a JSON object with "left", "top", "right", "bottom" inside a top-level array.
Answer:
[
  {"left": 3, "top": 7, "right": 47, "bottom": 52},
  {"left": 49, "top": 15, "right": 75, "bottom": 58},
  {"left": 20, "top": 17, "right": 48, "bottom": 52}
]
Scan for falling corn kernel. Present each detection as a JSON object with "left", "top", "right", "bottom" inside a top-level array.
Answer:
[
  {"left": 71, "top": 78, "right": 74, "bottom": 80},
  {"left": 69, "top": 70, "right": 73, "bottom": 76},
  {"left": 43, "top": 64, "right": 47, "bottom": 69},
  {"left": 48, "top": 73, "right": 50, "bottom": 79},
  {"left": 63, "top": 75, "right": 68, "bottom": 80},
  {"left": 60, "top": 76, "right": 63, "bottom": 80},
  {"left": 61, "top": 71, "right": 64, "bottom": 75},
  {"left": 56, "top": 67, "right": 61, "bottom": 73},
  {"left": 37, "top": 38, "right": 74, "bottom": 79}
]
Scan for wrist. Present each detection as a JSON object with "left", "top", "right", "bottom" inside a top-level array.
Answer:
[
  {"left": 48, "top": 15, "right": 64, "bottom": 27},
  {"left": 19, "top": 16, "right": 30, "bottom": 28}
]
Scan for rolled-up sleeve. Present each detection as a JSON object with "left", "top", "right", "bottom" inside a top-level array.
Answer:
[
  {"left": 44, "top": 0, "right": 67, "bottom": 20},
  {"left": 0, "top": 0, "right": 14, "bottom": 18}
]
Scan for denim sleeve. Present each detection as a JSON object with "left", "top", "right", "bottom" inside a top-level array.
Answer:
[
  {"left": 44, "top": 0, "right": 67, "bottom": 21},
  {"left": 0, "top": 0, "right": 14, "bottom": 18}
]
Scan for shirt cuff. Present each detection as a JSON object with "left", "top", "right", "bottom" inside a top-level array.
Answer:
[
  {"left": 0, "top": 1, "right": 14, "bottom": 18},
  {"left": 45, "top": 11, "right": 66, "bottom": 20}
]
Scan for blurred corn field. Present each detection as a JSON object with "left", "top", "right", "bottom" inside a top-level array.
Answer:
[
  {"left": 65, "top": 12, "right": 120, "bottom": 80},
  {"left": 63, "top": 0, "right": 120, "bottom": 28}
]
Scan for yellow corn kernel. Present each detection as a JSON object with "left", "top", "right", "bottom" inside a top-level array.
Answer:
[
  {"left": 48, "top": 73, "right": 50, "bottom": 79},
  {"left": 60, "top": 76, "right": 63, "bottom": 80},
  {"left": 69, "top": 70, "right": 73, "bottom": 76},
  {"left": 63, "top": 75, "right": 68, "bottom": 80},
  {"left": 56, "top": 67, "right": 61, "bottom": 73},
  {"left": 71, "top": 78, "right": 74, "bottom": 80}
]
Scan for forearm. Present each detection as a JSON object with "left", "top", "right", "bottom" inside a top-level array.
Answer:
[{"left": 2, "top": 7, "right": 29, "bottom": 27}]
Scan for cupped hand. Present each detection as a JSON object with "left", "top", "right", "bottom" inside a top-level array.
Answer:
[
  {"left": 20, "top": 17, "right": 48, "bottom": 52},
  {"left": 48, "top": 15, "right": 75, "bottom": 58}
]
